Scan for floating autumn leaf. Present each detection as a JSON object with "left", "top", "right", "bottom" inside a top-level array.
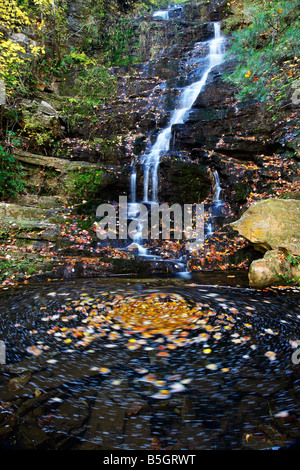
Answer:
[
  {"left": 264, "top": 328, "right": 277, "bottom": 335},
  {"left": 99, "top": 367, "right": 111, "bottom": 374},
  {"left": 156, "top": 351, "right": 170, "bottom": 357},
  {"left": 154, "top": 380, "right": 166, "bottom": 387},
  {"left": 205, "top": 363, "right": 218, "bottom": 370},
  {"left": 265, "top": 351, "right": 276, "bottom": 361},
  {"left": 127, "top": 343, "right": 141, "bottom": 350},
  {"left": 229, "top": 307, "right": 239, "bottom": 314},
  {"left": 169, "top": 382, "right": 186, "bottom": 393},
  {"left": 274, "top": 411, "right": 289, "bottom": 418},
  {"left": 135, "top": 368, "right": 149, "bottom": 374},
  {"left": 167, "top": 374, "right": 181, "bottom": 381},
  {"left": 151, "top": 389, "right": 171, "bottom": 399},
  {"left": 139, "top": 374, "right": 157, "bottom": 383},
  {"left": 203, "top": 348, "right": 212, "bottom": 354},
  {"left": 26, "top": 345, "right": 43, "bottom": 356}
]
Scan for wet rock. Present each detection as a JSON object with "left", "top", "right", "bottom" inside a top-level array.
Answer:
[
  {"left": 249, "top": 249, "right": 300, "bottom": 289},
  {"left": 0, "top": 410, "right": 17, "bottom": 445},
  {"left": 8, "top": 374, "right": 31, "bottom": 392},
  {"left": 123, "top": 414, "right": 152, "bottom": 449},
  {"left": 192, "top": 60, "right": 236, "bottom": 109},
  {"left": 58, "top": 256, "right": 183, "bottom": 279},
  {"left": 158, "top": 159, "right": 211, "bottom": 203},
  {"left": 81, "top": 389, "right": 126, "bottom": 449},
  {"left": 15, "top": 420, "right": 49, "bottom": 449},
  {"left": 49, "top": 398, "right": 89, "bottom": 436},
  {"left": 171, "top": 59, "right": 284, "bottom": 161}
]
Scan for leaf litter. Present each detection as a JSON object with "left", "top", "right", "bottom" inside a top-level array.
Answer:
[{"left": 23, "top": 288, "right": 290, "bottom": 399}]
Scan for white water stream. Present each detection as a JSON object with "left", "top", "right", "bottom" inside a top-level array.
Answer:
[
  {"left": 152, "top": 5, "right": 183, "bottom": 20},
  {"left": 142, "top": 22, "right": 225, "bottom": 203},
  {"left": 128, "top": 21, "right": 226, "bottom": 255}
]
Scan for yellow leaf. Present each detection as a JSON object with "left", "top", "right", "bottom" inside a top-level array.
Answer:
[{"left": 203, "top": 348, "right": 212, "bottom": 354}]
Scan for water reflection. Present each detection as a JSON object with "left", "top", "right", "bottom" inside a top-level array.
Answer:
[{"left": 0, "top": 276, "right": 299, "bottom": 450}]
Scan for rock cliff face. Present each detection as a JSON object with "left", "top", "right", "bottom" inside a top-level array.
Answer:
[
  {"left": 49, "top": 2, "right": 230, "bottom": 198},
  {"left": 172, "top": 61, "right": 280, "bottom": 155},
  {"left": 169, "top": 57, "right": 299, "bottom": 209},
  {"left": 231, "top": 199, "right": 300, "bottom": 288}
]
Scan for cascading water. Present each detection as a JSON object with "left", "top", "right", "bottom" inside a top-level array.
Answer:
[
  {"left": 213, "top": 169, "right": 222, "bottom": 206},
  {"left": 152, "top": 5, "right": 183, "bottom": 20},
  {"left": 206, "top": 169, "right": 223, "bottom": 237},
  {"left": 128, "top": 164, "right": 147, "bottom": 254},
  {"left": 142, "top": 22, "right": 225, "bottom": 204},
  {"left": 130, "top": 165, "right": 137, "bottom": 204},
  {"left": 128, "top": 21, "right": 226, "bottom": 256},
  {"left": 152, "top": 9, "right": 169, "bottom": 20}
]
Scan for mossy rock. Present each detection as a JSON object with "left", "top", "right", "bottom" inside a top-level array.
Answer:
[
  {"left": 231, "top": 198, "right": 300, "bottom": 253},
  {"left": 249, "top": 248, "right": 300, "bottom": 289},
  {"left": 159, "top": 160, "right": 211, "bottom": 203}
]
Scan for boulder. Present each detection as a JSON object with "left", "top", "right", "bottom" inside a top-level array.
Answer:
[
  {"left": 249, "top": 248, "right": 300, "bottom": 289},
  {"left": 230, "top": 199, "right": 300, "bottom": 253},
  {"left": 231, "top": 198, "right": 300, "bottom": 288}
]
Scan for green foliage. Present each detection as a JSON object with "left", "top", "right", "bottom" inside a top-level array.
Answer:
[
  {"left": 68, "top": 168, "right": 104, "bottom": 201},
  {"left": 49, "top": 54, "right": 119, "bottom": 133},
  {"left": 101, "top": 17, "right": 139, "bottom": 66},
  {"left": 0, "top": 146, "right": 25, "bottom": 199},
  {"left": 224, "top": 0, "right": 300, "bottom": 116},
  {"left": 0, "top": 256, "right": 45, "bottom": 282},
  {"left": 286, "top": 254, "right": 300, "bottom": 267}
]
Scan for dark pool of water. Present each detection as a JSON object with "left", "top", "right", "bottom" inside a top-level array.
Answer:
[{"left": 0, "top": 274, "right": 300, "bottom": 450}]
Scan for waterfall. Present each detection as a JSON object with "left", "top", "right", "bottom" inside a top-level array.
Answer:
[
  {"left": 152, "top": 5, "right": 183, "bottom": 21},
  {"left": 213, "top": 169, "right": 222, "bottom": 205},
  {"left": 128, "top": 21, "right": 225, "bottom": 255},
  {"left": 130, "top": 166, "right": 137, "bottom": 204},
  {"left": 205, "top": 169, "right": 224, "bottom": 238},
  {"left": 141, "top": 22, "right": 225, "bottom": 203},
  {"left": 152, "top": 10, "right": 169, "bottom": 20}
]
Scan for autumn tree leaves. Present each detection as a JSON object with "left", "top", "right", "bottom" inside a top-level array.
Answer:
[
  {"left": 0, "top": 0, "right": 71, "bottom": 97},
  {"left": 0, "top": 0, "right": 44, "bottom": 95}
]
